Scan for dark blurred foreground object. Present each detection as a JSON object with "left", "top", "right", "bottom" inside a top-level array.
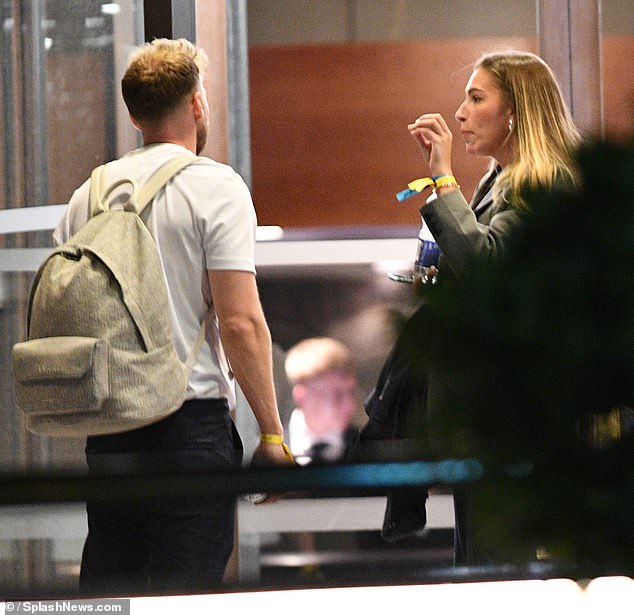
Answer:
[{"left": 419, "top": 140, "right": 634, "bottom": 571}]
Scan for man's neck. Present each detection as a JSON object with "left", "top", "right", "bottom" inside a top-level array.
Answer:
[
  {"left": 140, "top": 113, "right": 197, "bottom": 154},
  {"left": 143, "top": 134, "right": 195, "bottom": 154}
]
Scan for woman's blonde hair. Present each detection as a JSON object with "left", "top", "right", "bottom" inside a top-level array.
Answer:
[{"left": 475, "top": 51, "right": 582, "bottom": 208}]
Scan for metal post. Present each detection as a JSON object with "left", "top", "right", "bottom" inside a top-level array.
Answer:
[
  {"left": 143, "top": 0, "right": 196, "bottom": 42},
  {"left": 225, "top": 0, "right": 251, "bottom": 188},
  {"left": 20, "top": 0, "right": 48, "bottom": 210},
  {"left": 538, "top": 0, "right": 603, "bottom": 136},
  {"left": 172, "top": 0, "right": 196, "bottom": 41},
  {"left": 1, "top": 0, "right": 17, "bottom": 212}
]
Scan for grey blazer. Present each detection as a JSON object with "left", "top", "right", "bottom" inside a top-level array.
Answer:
[
  {"left": 421, "top": 168, "right": 524, "bottom": 283},
  {"left": 420, "top": 167, "right": 525, "bottom": 458}
]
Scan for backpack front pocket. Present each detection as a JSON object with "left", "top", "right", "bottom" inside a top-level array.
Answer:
[{"left": 13, "top": 336, "right": 109, "bottom": 416}]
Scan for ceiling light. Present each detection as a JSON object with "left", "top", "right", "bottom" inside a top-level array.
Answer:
[{"left": 101, "top": 3, "right": 121, "bottom": 15}]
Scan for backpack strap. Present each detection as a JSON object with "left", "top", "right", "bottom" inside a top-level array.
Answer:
[
  {"left": 185, "top": 319, "right": 207, "bottom": 375},
  {"left": 88, "top": 164, "right": 140, "bottom": 217},
  {"left": 88, "top": 154, "right": 207, "bottom": 374},
  {"left": 136, "top": 154, "right": 198, "bottom": 216},
  {"left": 135, "top": 154, "right": 207, "bottom": 373},
  {"left": 183, "top": 318, "right": 233, "bottom": 385},
  {"left": 88, "top": 164, "right": 108, "bottom": 217},
  {"left": 88, "top": 154, "right": 199, "bottom": 218}
]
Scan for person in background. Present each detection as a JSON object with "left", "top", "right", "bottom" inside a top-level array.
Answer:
[
  {"left": 285, "top": 337, "right": 361, "bottom": 465},
  {"left": 392, "top": 50, "right": 582, "bottom": 565},
  {"left": 54, "top": 38, "right": 290, "bottom": 593}
]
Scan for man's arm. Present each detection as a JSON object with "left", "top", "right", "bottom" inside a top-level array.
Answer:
[{"left": 207, "top": 269, "right": 289, "bottom": 465}]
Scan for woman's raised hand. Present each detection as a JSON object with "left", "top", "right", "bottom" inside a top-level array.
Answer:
[{"left": 408, "top": 113, "right": 454, "bottom": 178}]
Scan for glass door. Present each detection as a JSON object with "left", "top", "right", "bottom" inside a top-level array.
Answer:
[{"left": 0, "top": 0, "right": 144, "bottom": 590}]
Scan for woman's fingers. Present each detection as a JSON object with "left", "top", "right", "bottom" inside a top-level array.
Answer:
[
  {"left": 409, "top": 113, "right": 454, "bottom": 175},
  {"left": 409, "top": 113, "right": 450, "bottom": 137}
]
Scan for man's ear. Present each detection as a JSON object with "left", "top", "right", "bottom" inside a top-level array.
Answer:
[{"left": 192, "top": 90, "right": 204, "bottom": 120}]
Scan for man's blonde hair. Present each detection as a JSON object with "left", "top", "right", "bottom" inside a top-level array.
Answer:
[
  {"left": 475, "top": 51, "right": 582, "bottom": 208},
  {"left": 121, "top": 38, "right": 208, "bottom": 123},
  {"left": 285, "top": 338, "right": 356, "bottom": 385}
]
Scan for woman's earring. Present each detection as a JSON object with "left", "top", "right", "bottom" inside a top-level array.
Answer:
[{"left": 509, "top": 117, "right": 514, "bottom": 132}]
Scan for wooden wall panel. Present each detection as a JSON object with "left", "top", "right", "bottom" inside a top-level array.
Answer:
[
  {"left": 47, "top": 53, "right": 107, "bottom": 204},
  {"left": 196, "top": 0, "right": 229, "bottom": 164},
  {"left": 603, "top": 35, "right": 634, "bottom": 141},
  {"left": 249, "top": 37, "right": 536, "bottom": 229}
]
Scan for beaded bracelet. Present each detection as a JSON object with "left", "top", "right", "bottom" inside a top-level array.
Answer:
[{"left": 433, "top": 174, "right": 460, "bottom": 189}]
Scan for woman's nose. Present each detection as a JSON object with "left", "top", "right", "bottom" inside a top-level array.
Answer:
[{"left": 455, "top": 102, "right": 466, "bottom": 123}]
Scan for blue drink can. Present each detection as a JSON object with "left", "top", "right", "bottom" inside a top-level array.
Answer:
[
  {"left": 414, "top": 221, "right": 440, "bottom": 283},
  {"left": 416, "top": 238, "right": 441, "bottom": 269},
  {"left": 387, "top": 220, "right": 441, "bottom": 285}
]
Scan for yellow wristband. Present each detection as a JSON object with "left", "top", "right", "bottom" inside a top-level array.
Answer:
[
  {"left": 397, "top": 175, "right": 459, "bottom": 201},
  {"left": 260, "top": 433, "right": 295, "bottom": 464},
  {"left": 408, "top": 177, "right": 436, "bottom": 192}
]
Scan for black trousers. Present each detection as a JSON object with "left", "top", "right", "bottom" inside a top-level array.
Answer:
[{"left": 79, "top": 398, "right": 243, "bottom": 594}]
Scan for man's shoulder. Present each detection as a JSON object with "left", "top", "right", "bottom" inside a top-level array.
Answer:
[
  {"left": 111, "top": 146, "right": 248, "bottom": 194},
  {"left": 181, "top": 155, "right": 242, "bottom": 181},
  {"left": 118, "top": 144, "right": 232, "bottom": 173}
]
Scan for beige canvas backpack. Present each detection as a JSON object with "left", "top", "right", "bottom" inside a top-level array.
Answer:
[{"left": 12, "top": 154, "right": 206, "bottom": 436}]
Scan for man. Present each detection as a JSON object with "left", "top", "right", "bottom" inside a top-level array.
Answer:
[
  {"left": 284, "top": 338, "right": 360, "bottom": 465},
  {"left": 54, "top": 38, "right": 289, "bottom": 593}
]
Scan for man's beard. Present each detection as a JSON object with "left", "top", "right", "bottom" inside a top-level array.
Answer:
[{"left": 196, "top": 122, "right": 208, "bottom": 155}]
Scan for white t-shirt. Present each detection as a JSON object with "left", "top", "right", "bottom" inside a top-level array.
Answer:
[
  {"left": 288, "top": 409, "right": 348, "bottom": 465},
  {"left": 53, "top": 143, "right": 257, "bottom": 408}
]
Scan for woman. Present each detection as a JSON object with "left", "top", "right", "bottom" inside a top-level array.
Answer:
[
  {"left": 359, "top": 51, "right": 581, "bottom": 565},
  {"left": 409, "top": 50, "right": 581, "bottom": 565},
  {"left": 408, "top": 50, "right": 581, "bottom": 283}
]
